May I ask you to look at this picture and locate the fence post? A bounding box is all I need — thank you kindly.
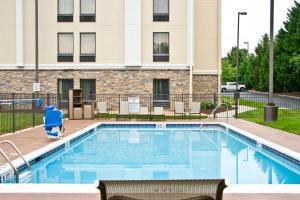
[234,91,240,118]
[12,93,16,133]
[46,93,50,106]
[32,93,35,127]
[149,94,152,114]
[118,94,120,113]
[213,93,217,119]
[58,93,62,110]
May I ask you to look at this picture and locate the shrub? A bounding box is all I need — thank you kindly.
[222,96,234,108]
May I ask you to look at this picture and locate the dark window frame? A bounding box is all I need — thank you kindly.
[153,0,170,22]
[57,79,74,101]
[153,79,170,108]
[80,79,96,100]
[80,0,96,22]
[57,32,74,62]
[80,32,96,62]
[153,32,170,62]
[57,0,74,22]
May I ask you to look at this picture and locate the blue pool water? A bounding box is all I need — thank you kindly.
[9,125,300,184]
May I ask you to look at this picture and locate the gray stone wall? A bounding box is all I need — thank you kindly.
[193,74,218,94]
[0,70,190,94]
[0,70,219,95]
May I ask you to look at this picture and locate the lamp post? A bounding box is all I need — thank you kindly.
[244,42,249,53]
[264,0,278,122]
[234,12,247,118]
[34,0,40,93]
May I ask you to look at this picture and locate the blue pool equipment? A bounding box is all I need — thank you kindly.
[44,105,64,138]
[36,98,43,106]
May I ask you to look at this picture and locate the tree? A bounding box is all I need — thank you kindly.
[221,47,255,88]
[253,34,269,91]
[221,59,236,83]
[274,1,300,92]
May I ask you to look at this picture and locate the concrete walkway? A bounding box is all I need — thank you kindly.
[216,105,256,118]
[0,120,96,165]
[1,119,300,200]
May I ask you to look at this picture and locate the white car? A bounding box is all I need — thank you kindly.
[221,82,246,92]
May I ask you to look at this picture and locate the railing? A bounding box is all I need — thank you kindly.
[1,92,299,134]
[0,93,68,134]
[0,140,31,183]
[199,103,229,130]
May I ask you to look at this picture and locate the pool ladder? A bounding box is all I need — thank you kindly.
[199,103,229,130]
[0,140,31,183]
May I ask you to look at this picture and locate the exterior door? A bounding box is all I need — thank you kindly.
[153,79,170,108]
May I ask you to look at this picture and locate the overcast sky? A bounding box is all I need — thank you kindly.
[222,0,298,57]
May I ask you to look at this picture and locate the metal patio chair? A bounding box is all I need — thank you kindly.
[190,102,201,118]
[152,107,165,121]
[117,101,130,120]
[97,102,109,117]
[175,102,185,118]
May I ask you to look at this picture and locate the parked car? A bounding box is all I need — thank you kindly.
[221,82,246,92]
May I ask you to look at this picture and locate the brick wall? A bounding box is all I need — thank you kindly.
[0,70,190,94]
[192,75,218,94]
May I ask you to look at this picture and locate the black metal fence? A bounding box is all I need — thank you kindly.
[1,92,300,134]
[0,93,68,134]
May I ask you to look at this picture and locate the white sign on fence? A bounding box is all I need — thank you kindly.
[33,82,40,92]
[128,97,140,113]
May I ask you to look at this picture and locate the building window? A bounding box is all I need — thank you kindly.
[153,32,169,62]
[153,0,169,21]
[58,33,74,62]
[80,79,96,100]
[80,0,96,22]
[153,79,170,108]
[80,33,96,62]
[58,79,74,101]
[58,0,74,22]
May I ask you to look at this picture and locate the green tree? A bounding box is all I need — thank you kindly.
[274,1,300,92]
[222,47,255,88]
[253,34,269,91]
[221,59,236,83]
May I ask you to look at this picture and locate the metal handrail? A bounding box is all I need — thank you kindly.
[199,103,229,130]
[0,148,20,183]
[0,140,31,183]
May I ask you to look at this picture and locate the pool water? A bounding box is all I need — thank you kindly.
[12,125,300,184]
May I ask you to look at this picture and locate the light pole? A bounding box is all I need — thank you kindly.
[244,42,249,53]
[34,0,39,93]
[235,12,247,118]
[264,0,278,121]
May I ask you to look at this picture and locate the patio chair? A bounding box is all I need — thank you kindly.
[152,107,165,121]
[117,101,130,120]
[175,102,185,118]
[190,102,201,118]
[137,106,151,120]
[98,179,227,200]
[97,102,109,118]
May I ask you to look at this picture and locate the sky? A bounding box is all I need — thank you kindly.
[222,0,298,57]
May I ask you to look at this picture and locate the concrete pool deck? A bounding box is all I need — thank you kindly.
[1,118,300,199]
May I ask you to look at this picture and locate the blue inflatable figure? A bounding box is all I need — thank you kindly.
[44,105,64,138]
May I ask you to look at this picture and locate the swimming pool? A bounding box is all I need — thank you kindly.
[2,123,300,184]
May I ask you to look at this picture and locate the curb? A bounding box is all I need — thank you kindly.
[248,90,300,100]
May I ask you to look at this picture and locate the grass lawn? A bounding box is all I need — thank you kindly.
[239,99,300,135]
[0,112,43,134]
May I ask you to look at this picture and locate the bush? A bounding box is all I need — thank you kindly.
[201,102,217,109]
[222,96,234,108]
